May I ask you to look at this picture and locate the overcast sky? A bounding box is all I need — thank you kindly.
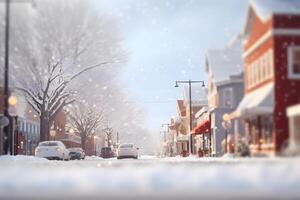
[95,0,248,136]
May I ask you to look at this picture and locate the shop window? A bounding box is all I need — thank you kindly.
[261,116,273,144]
[288,46,300,79]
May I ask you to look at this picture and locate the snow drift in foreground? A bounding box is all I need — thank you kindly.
[0,155,300,200]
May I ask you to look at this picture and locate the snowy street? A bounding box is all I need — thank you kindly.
[0,156,300,200]
[0,1,300,200]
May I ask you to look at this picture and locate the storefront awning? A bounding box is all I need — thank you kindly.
[235,82,274,118]
[192,120,210,135]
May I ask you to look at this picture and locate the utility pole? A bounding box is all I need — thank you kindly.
[3,0,11,155]
[175,80,205,156]
[1,0,36,155]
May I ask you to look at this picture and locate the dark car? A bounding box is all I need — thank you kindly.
[68,148,85,160]
[100,147,114,158]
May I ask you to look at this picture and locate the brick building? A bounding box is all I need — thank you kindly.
[233,0,300,155]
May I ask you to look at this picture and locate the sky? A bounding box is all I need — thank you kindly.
[95,0,248,136]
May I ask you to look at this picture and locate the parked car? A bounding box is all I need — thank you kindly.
[35,141,70,160]
[117,143,139,159]
[100,147,114,158]
[68,148,85,160]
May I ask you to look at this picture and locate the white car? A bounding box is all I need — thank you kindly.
[35,141,70,160]
[117,143,139,159]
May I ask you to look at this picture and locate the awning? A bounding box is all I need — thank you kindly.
[192,120,210,135]
[235,82,274,118]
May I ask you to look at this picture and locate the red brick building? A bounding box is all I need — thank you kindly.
[235,0,300,155]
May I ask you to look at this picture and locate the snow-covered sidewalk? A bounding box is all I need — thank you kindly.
[0,155,300,200]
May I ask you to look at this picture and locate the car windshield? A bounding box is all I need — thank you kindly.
[120,144,133,148]
[39,142,58,147]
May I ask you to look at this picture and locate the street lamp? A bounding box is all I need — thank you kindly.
[174,80,205,156]
[69,128,75,134]
[2,0,36,155]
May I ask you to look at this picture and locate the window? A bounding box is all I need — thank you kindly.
[288,46,300,79]
[39,142,59,146]
[254,61,259,85]
[268,49,274,78]
[223,88,232,108]
[246,48,274,90]
[257,58,262,83]
[261,54,266,81]
[249,63,254,88]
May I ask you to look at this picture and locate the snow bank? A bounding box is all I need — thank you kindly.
[0,155,48,162]
[0,156,300,200]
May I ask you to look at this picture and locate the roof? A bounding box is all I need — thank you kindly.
[183,86,208,106]
[205,41,243,83]
[250,0,300,22]
[243,0,300,36]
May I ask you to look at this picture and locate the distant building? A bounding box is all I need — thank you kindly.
[0,89,40,155]
[233,0,300,156]
[205,37,245,156]
[0,88,73,155]
[170,100,188,156]
[192,106,210,157]
[183,87,207,155]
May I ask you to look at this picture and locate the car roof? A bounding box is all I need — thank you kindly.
[40,141,61,144]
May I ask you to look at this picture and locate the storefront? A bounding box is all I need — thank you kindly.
[233,82,274,155]
[192,120,211,157]
[236,0,300,156]
[175,134,189,157]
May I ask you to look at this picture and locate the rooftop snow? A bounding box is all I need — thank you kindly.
[205,43,243,83]
[250,0,300,21]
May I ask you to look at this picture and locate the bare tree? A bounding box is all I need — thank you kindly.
[67,103,104,151]
[0,0,125,141]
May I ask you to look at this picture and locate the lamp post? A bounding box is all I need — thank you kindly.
[2,0,11,155]
[174,80,205,155]
[2,0,36,155]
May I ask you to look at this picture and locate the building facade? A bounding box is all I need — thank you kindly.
[205,38,245,156]
[234,0,300,156]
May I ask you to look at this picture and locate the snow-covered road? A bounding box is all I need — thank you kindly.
[0,155,300,200]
